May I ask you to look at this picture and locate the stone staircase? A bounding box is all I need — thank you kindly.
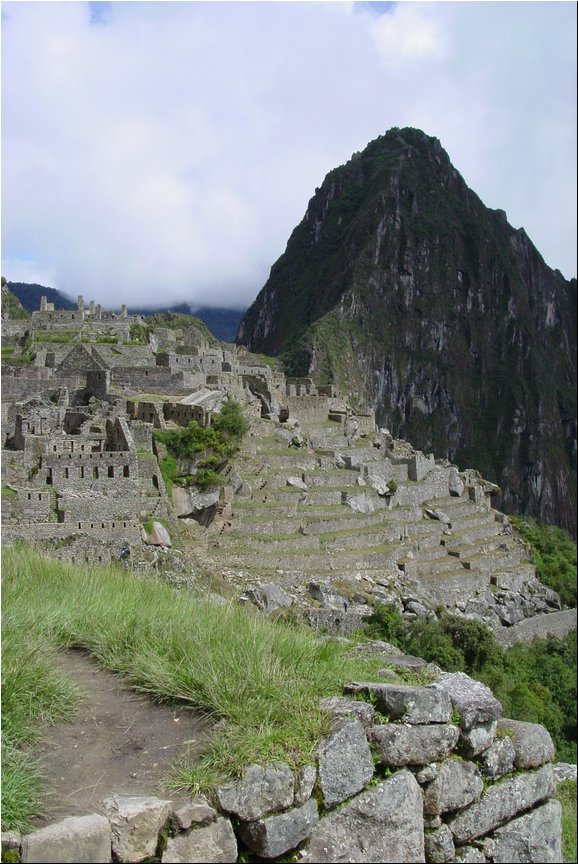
[206,417,551,629]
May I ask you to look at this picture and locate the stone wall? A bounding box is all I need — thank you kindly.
[285,394,330,422]
[4,666,565,863]
[58,493,168,523]
[0,375,83,403]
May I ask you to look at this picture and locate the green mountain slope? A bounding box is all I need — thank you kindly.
[237,127,577,536]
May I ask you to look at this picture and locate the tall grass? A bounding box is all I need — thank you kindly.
[1,612,80,830]
[2,545,393,806]
[556,780,577,863]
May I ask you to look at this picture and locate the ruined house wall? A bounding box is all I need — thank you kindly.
[40,451,139,492]
[1,376,83,403]
[1,488,53,523]
[57,493,166,523]
[285,395,330,422]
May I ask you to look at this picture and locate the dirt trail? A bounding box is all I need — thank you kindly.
[31,650,214,827]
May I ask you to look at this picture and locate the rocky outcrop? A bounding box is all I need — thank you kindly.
[237,127,577,535]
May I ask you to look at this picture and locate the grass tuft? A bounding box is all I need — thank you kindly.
[2,545,388,813]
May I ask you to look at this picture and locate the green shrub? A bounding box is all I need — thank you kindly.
[511,516,577,607]
[191,469,225,491]
[364,605,577,761]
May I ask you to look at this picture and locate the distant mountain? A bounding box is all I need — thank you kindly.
[237,127,577,536]
[7,282,76,313]
[7,282,246,343]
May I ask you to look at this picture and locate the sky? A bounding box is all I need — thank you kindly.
[1,1,576,311]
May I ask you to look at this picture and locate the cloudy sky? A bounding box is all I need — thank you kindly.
[2,1,576,311]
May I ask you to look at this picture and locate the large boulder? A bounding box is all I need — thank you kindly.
[344,682,452,724]
[478,736,516,781]
[20,815,111,864]
[142,520,171,547]
[301,770,424,863]
[422,759,484,816]
[172,486,220,524]
[496,719,555,769]
[319,696,376,731]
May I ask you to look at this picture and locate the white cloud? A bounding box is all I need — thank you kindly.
[1,1,576,312]
[370,3,448,65]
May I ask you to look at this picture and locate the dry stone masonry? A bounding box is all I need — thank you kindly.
[2,294,574,640]
[2,661,564,863]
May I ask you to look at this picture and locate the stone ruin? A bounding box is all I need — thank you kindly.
[1,296,574,863]
[1,294,576,643]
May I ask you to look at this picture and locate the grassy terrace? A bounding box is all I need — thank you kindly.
[2,544,412,830]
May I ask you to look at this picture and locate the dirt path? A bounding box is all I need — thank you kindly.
[31,650,214,827]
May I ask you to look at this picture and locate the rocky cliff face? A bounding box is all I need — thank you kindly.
[237,128,577,536]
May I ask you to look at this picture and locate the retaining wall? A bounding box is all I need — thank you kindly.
[3,666,566,863]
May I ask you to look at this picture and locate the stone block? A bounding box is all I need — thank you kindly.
[454,846,486,862]
[459,720,497,757]
[318,718,374,807]
[172,797,217,830]
[479,736,516,781]
[447,764,555,843]
[372,723,460,766]
[163,816,237,863]
[408,453,435,482]
[319,695,375,731]
[215,763,294,821]
[301,770,424,863]
[102,795,171,862]
[432,672,502,730]
[490,799,562,863]
[448,467,465,497]
[424,824,455,863]
[1,831,21,854]
[497,719,555,769]
[345,682,452,724]
[21,814,111,864]
[294,765,317,805]
[423,759,483,816]
[238,799,318,859]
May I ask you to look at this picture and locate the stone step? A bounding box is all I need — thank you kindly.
[303,469,361,488]
[232,500,300,516]
[409,545,450,562]
[322,530,390,551]
[445,535,506,557]
[445,520,504,545]
[462,550,524,572]
[252,452,320,470]
[214,533,321,552]
[221,546,399,572]
[425,495,482,515]
[414,557,468,576]
[447,512,499,532]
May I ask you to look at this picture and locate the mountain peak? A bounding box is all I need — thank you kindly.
[237,129,577,535]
